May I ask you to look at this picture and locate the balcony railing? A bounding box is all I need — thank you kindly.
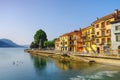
[81,34,87,37]
[100,27,106,30]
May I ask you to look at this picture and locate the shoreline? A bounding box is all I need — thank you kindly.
[25,49,120,67]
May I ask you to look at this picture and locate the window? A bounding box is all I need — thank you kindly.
[96,39,99,43]
[96,24,99,28]
[107,38,111,43]
[106,21,110,25]
[101,22,105,28]
[102,38,105,43]
[102,31,105,36]
[115,25,120,30]
[106,29,111,33]
[116,34,120,42]
[65,42,67,44]
[97,32,99,35]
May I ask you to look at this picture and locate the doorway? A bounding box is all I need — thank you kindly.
[118,46,120,54]
[97,47,100,53]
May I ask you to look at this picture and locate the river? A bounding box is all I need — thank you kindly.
[0,48,120,80]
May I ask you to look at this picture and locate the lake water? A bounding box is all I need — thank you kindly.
[0,48,120,80]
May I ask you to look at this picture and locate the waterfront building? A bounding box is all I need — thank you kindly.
[75,29,83,52]
[69,30,83,52]
[82,26,96,53]
[55,38,60,51]
[59,33,70,51]
[57,30,83,53]
[93,9,120,54]
[111,19,120,54]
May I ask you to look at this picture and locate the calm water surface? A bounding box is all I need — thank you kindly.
[0,48,120,80]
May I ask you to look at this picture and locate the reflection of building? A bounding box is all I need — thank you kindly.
[93,9,120,54]
[82,26,96,53]
[111,19,120,54]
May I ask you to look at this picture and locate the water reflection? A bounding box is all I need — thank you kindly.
[30,54,46,70]
[54,59,95,71]
[29,54,120,80]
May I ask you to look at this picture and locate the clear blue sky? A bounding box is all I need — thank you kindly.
[0,0,120,45]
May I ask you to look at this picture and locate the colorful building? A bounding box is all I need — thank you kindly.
[93,9,120,54]
[54,9,120,54]
[111,19,120,54]
[55,38,60,50]
[82,26,96,53]
[56,30,83,53]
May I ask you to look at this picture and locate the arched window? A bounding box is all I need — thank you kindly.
[101,22,105,28]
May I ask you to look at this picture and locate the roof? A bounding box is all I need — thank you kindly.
[93,10,120,24]
[55,38,60,42]
[59,30,81,37]
[111,19,120,24]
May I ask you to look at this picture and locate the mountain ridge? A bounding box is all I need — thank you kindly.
[0,38,23,47]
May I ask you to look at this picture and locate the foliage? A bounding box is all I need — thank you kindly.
[32,29,47,48]
[30,42,38,48]
[44,39,55,48]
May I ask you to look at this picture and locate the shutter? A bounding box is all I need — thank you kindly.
[115,26,118,30]
[116,36,118,41]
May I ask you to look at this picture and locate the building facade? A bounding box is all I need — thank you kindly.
[111,19,120,54]
[54,9,120,54]
[93,9,120,54]
[82,26,96,53]
[55,38,60,50]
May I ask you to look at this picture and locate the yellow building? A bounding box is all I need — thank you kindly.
[59,33,71,51]
[55,38,60,51]
[82,26,96,53]
[59,31,77,52]
[93,9,120,54]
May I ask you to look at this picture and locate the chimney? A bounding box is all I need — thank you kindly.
[114,9,119,14]
[96,17,99,20]
[114,9,119,20]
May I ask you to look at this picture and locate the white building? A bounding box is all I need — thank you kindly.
[111,20,120,54]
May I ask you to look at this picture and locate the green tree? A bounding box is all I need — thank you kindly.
[34,29,47,48]
[44,39,55,48]
[30,42,38,48]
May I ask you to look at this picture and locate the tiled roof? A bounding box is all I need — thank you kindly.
[93,10,120,24]
[111,19,120,24]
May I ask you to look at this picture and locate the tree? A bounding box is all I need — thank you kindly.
[44,39,55,49]
[30,42,38,49]
[30,29,48,49]
[34,29,47,48]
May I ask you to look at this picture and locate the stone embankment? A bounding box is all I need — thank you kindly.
[25,49,120,66]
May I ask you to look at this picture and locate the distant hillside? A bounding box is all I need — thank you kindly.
[0,39,22,47]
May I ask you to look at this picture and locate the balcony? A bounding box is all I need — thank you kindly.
[101,34,105,37]
[77,45,83,47]
[81,34,87,37]
[91,31,95,34]
[100,27,106,30]
[87,32,90,35]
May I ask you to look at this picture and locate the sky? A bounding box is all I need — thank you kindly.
[0,0,120,45]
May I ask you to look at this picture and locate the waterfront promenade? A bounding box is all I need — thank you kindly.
[25,49,120,67]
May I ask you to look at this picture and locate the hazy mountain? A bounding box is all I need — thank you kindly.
[0,39,23,47]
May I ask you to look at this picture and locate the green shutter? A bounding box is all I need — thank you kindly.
[116,36,118,41]
[115,26,118,30]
